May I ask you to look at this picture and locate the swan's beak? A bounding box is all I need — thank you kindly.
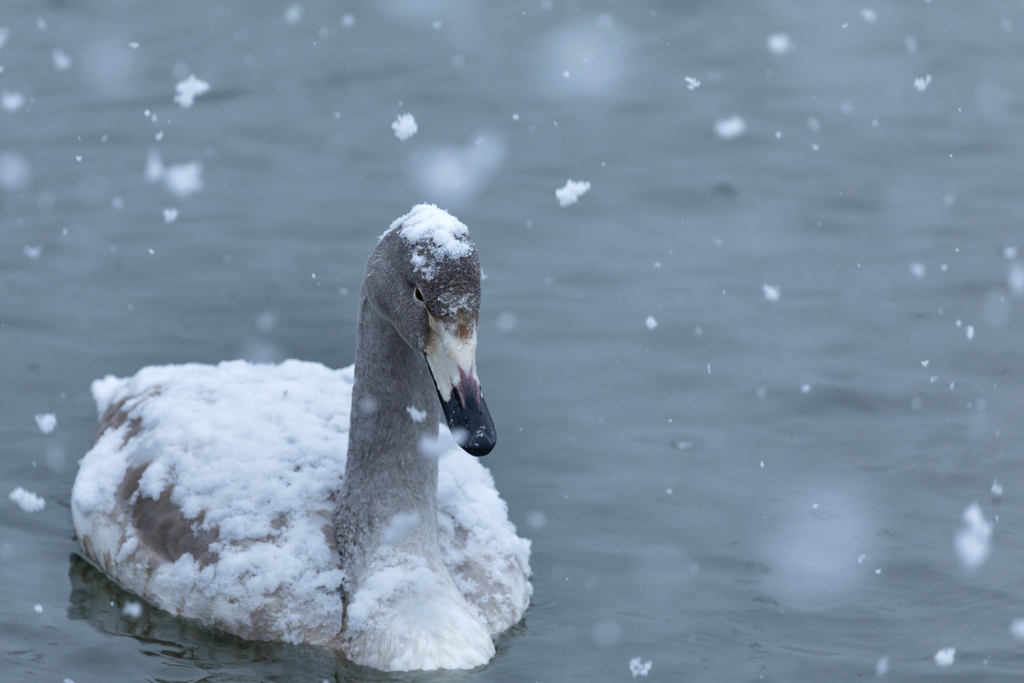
[424,321,496,457]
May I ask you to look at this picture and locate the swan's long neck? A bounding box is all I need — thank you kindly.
[336,293,445,590]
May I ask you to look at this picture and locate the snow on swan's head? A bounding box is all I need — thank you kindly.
[381,204,474,283]
[370,204,495,457]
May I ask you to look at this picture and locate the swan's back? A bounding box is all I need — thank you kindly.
[71,360,531,650]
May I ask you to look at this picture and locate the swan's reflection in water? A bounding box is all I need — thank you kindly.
[67,553,345,681]
[66,553,526,682]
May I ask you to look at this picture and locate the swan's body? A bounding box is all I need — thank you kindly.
[70,205,531,671]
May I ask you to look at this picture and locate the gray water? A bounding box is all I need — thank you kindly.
[3,1,1024,680]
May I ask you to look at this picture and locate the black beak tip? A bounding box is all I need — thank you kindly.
[461,428,496,457]
[439,387,497,458]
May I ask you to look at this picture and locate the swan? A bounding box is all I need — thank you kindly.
[70,204,532,671]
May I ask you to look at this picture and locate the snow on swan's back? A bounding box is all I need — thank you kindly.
[70,205,531,672]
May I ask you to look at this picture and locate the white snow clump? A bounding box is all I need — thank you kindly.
[2,91,26,112]
[629,657,652,677]
[9,487,46,513]
[0,152,32,191]
[35,413,57,434]
[146,149,203,198]
[174,74,210,108]
[714,116,746,140]
[555,179,590,207]
[392,113,418,140]
[1010,619,1024,641]
[766,33,792,55]
[380,510,421,546]
[284,4,303,25]
[955,502,992,571]
[52,48,73,71]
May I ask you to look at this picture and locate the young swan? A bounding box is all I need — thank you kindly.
[70,205,532,671]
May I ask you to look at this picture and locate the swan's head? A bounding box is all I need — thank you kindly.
[367,204,496,457]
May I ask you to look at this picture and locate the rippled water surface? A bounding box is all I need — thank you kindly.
[3,1,1024,681]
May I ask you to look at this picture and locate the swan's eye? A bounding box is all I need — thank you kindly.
[414,287,425,303]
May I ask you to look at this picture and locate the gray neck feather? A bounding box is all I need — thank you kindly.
[335,290,445,592]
